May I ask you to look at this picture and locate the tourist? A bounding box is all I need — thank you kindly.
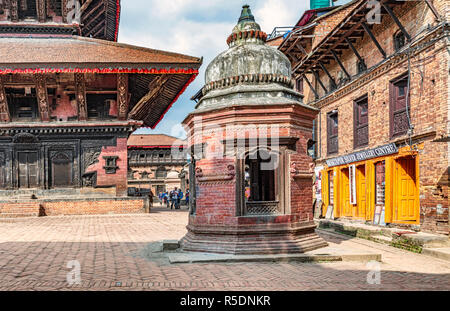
[170,188,178,210]
[163,191,169,208]
[176,189,183,209]
[185,190,190,207]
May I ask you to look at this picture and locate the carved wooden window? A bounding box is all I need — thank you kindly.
[390,74,409,138]
[245,150,276,202]
[327,111,338,155]
[7,88,39,121]
[51,152,73,188]
[354,95,369,148]
[87,94,117,120]
[19,0,38,20]
[155,167,167,179]
[103,156,119,174]
[394,31,406,52]
[243,149,280,216]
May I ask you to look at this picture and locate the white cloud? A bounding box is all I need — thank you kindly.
[118,0,349,136]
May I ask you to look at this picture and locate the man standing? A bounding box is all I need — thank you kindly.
[170,188,177,210]
[176,189,183,209]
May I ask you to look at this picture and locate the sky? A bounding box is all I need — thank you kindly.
[118,0,349,138]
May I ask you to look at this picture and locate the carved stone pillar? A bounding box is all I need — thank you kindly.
[75,73,87,121]
[35,74,50,122]
[36,0,46,22]
[10,0,19,22]
[117,74,129,120]
[0,77,11,122]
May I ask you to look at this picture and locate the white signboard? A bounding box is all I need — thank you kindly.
[349,165,357,205]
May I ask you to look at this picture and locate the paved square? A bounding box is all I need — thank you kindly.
[0,208,449,291]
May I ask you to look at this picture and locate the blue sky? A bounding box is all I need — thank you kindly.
[118,0,349,138]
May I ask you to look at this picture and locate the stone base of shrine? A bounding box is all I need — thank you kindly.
[180,221,328,255]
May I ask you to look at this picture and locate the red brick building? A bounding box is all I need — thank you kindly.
[127,134,188,198]
[0,0,200,216]
[280,0,449,234]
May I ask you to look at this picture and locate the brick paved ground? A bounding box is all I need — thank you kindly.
[0,207,449,291]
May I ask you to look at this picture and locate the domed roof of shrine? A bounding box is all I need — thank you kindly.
[196,5,303,112]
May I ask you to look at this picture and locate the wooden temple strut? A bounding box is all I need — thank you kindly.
[381,3,411,42]
[318,61,337,89]
[331,50,351,79]
[302,74,319,100]
[313,70,328,94]
[345,37,366,69]
[361,22,387,59]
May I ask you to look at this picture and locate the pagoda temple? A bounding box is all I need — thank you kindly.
[0,0,201,216]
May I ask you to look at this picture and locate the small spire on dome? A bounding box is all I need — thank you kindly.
[238,4,255,24]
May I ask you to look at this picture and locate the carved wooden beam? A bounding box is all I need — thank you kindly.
[10,0,19,22]
[331,50,351,80]
[36,0,47,23]
[313,70,328,94]
[0,77,11,122]
[302,74,319,100]
[318,61,337,89]
[62,0,69,23]
[117,74,129,121]
[345,37,366,69]
[20,0,27,11]
[74,73,87,121]
[80,0,94,12]
[382,3,411,42]
[129,75,170,119]
[361,22,387,59]
[35,74,50,122]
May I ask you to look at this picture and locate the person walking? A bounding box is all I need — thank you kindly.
[169,188,177,210]
[163,191,169,208]
[176,189,183,209]
[185,189,190,207]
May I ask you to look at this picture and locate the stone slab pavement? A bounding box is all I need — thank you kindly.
[0,207,449,291]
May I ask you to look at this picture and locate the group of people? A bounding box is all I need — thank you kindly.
[158,188,190,210]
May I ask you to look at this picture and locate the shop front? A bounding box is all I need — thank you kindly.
[321,143,420,226]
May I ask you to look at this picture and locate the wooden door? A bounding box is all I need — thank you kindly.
[396,157,418,222]
[341,168,352,217]
[356,165,367,218]
[18,152,39,188]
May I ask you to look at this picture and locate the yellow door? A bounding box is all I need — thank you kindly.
[341,168,352,217]
[356,165,366,219]
[396,157,418,222]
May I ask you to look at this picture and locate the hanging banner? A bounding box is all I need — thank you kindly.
[349,165,357,205]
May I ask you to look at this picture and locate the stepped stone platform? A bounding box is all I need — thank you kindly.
[136,240,382,264]
[317,218,450,261]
